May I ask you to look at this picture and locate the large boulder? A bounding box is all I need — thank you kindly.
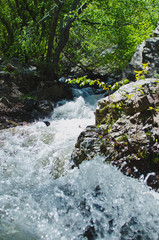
[35,81,73,102]
[123,37,159,81]
[36,100,54,117]
[0,60,74,129]
[72,78,159,190]
[152,21,159,37]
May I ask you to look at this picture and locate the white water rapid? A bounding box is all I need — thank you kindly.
[0,91,159,240]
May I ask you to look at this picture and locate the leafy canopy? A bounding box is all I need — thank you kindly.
[0,0,159,76]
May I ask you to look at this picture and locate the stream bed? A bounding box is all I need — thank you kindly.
[0,92,159,240]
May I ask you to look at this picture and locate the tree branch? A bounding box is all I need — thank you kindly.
[52,0,93,67]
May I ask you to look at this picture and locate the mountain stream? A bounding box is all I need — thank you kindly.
[0,90,159,240]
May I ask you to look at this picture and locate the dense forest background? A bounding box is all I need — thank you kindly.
[0,0,159,79]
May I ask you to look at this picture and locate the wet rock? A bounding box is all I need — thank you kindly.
[36,100,54,116]
[43,121,50,127]
[72,126,101,166]
[23,99,54,119]
[146,173,159,189]
[0,65,72,130]
[36,82,73,102]
[83,225,97,240]
[120,217,150,240]
[23,98,37,111]
[72,78,159,190]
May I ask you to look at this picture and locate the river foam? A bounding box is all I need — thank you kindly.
[0,94,159,240]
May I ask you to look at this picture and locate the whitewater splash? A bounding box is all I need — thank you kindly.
[0,94,159,240]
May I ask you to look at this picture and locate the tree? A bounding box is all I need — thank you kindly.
[64,0,159,74]
[0,0,94,77]
[0,0,46,58]
[0,0,159,79]
[45,0,93,77]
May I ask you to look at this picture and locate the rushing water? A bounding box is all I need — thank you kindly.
[0,91,159,240]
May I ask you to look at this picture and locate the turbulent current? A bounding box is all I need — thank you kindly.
[0,91,159,240]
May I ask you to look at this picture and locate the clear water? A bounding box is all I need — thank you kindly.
[0,94,159,240]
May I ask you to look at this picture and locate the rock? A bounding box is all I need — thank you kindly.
[71,126,101,166]
[43,121,50,126]
[23,98,37,111]
[36,100,54,116]
[82,225,97,240]
[123,37,159,81]
[152,21,159,37]
[96,78,158,124]
[6,63,17,72]
[0,96,12,108]
[19,72,42,93]
[36,82,73,101]
[72,78,159,190]
[59,76,66,83]
[0,64,74,130]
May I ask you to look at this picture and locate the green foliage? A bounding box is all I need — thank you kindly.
[0,0,159,74]
[154,71,159,78]
[21,94,37,101]
[69,63,159,166]
[67,76,130,94]
[116,134,129,142]
[66,0,159,73]
[0,0,49,61]
[148,106,159,112]
[101,102,124,130]
[153,156,159,163]
[134,63,149,81]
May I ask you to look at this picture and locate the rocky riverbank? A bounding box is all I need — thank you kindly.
[71,34,159,191]
[1,34,159,190]
[0,63,72,130]
[72,78,159,190]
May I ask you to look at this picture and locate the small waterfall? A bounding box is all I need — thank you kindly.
[0,91,159,240]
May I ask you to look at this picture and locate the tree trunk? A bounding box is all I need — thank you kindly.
[46,3,63,62]
[52,0,93,69]
[45,0,93,79]
[0,16,14,45]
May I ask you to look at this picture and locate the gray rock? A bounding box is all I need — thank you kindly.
[24,98,37,111]
[0,96,12,107]
[6,63,17,72]
[71,78,159,189]
[123,37,159,80]
[36,100,54,116]
[151,21,159,37]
